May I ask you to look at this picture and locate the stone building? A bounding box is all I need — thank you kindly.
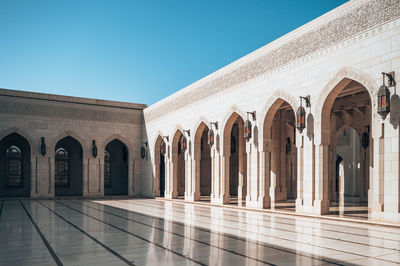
[0,89,146,198]
[144,0,400,223]
[1,0,400,223]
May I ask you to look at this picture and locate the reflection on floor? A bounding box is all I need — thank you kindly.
[0,199,399,265]
[168,198,371,222]
[274,200,369,220]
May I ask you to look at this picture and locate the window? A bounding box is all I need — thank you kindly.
[104,150,111,187]
[6,146,22,187]
[55,148,69,186]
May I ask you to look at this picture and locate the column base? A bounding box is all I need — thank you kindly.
[295,198,303,212]
[211,193,229,205]
[313,199,330,215]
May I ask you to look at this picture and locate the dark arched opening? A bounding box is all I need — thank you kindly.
[160,146,165,197]
[104,139,129,196]
[200,127,211,197]
[0,133,31,197]
[55,136,83,196]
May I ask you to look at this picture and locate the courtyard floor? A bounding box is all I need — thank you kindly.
[0,199,399,265]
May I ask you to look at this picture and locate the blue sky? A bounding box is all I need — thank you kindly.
[0,0,347,106]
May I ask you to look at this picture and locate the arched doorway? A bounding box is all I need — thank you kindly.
[154,136,166,197]
[194,122,212,201]
[0,133,31,197]
[200,127,211,197]
[172,130,186,199]
[223,113,246,205]
[55,136,83,196]
[322,79,371,215]
[104,139,129,196]
[263,100,297,208]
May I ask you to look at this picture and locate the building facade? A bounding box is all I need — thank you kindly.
[144,0,400,223]
[1,0,400,224]
[0,89,146,198]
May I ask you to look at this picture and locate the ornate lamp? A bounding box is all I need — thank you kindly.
[208,121,218,146]
[40,137,46,156]
[296,96,310,133]
[180,136,187,152]
[141,142,147,159]
[160,141,166,155]
[244,111,256,142]
[244,119,252,141]
[92,140,97,158]
[208,128,215,146]
[377,72,394,120]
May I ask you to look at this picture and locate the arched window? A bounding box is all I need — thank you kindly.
[6,146,22,187]
[55,148,69,186]
[104,150,111,187]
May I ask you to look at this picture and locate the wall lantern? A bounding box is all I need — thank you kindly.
[244,111,256,142]
[160,141,166,155]
[180,135,187,152]
[161,136,169,155]
[296,95,310,133]
[141,141,148,159]
[362,125,369,150]
[208,121,218,146]
[377,72,395,120]
[183,129,190,137]
[92,140,98,158]
[40,137,46,156]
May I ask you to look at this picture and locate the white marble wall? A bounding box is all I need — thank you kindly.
[144,0,400,222]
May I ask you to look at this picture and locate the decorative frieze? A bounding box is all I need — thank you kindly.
[146,0,400,121]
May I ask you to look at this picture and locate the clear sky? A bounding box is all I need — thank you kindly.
[0,0,347,106]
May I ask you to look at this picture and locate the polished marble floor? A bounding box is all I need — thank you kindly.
[0,199,399,265]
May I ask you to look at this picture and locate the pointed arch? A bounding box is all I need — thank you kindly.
[0,132,32,197]
[262,97,296,143]
[315,68,374,214]
[51,131,87,159]
[171,128,184,158]
[262,96,297,203]
[101,134,132,159]
[54,135,83,196]
[153,135,165,197]
[259,90,298,129]
[316,67,376,145]
[171,128,185,198]
[104,138,129,196]
[193,121,209,154]
[222,110,246,156]
[193,120,212,199]
[0,127,35,152]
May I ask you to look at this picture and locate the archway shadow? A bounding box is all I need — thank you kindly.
[390,94,400,129]
[307,113,314,141]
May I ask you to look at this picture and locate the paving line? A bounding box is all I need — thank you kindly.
[128,199,400,250]
[20,200,63,266]
[64,200,279,266]
[77,199,350,266]
[36,200,135,266]
[49,200,207,266]
[112,199,400,264]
